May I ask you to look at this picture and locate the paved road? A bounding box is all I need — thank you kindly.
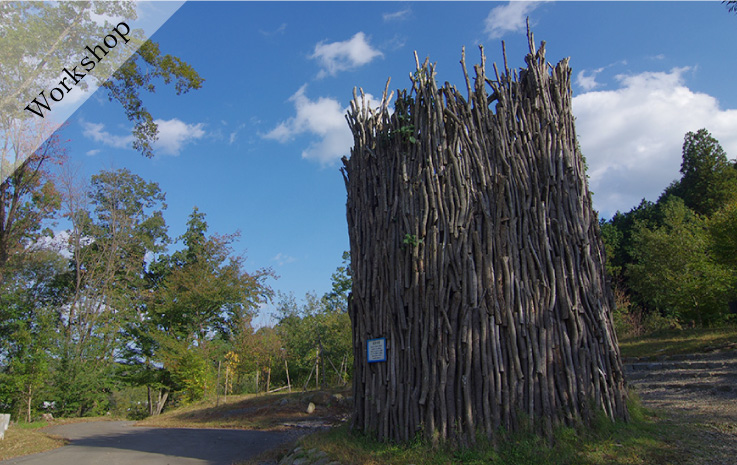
[1,421,298,465]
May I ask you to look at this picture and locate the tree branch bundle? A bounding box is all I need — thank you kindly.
[341,32,628,445]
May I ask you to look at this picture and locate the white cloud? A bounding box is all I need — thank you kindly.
[82,118,205,156]
[154,118,205,155]
[484,1,545,39]
[310,32,383,78]
[383,8,411,22]
[34,230,70,258]
[272,252,297,266]
[260,23,287,36]
[576,68,603,91]
[575,61,627,92]
[264,85,384,165]
[86,149,100,156]
[573,67,737,218]
[82,121,135,148]
[228,122,247,145]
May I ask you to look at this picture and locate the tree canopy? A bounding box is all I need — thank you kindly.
[602,129,737,331]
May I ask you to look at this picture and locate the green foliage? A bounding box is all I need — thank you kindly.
[663,129,737,216]
[389,93,417,145]
[0,123,64,282]
[161,338,213,404]
[323,251,351,313]
[0,249,65,421]
[627,197,734,325]
[403,233,423,248]
[708,200,737,270]
[103,40,205,157]
[49,352,119,417]
[120,207,272,411]
[273,253,353,388]
[602,129,737,329]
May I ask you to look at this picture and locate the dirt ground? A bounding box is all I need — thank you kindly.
[625,350,737,465]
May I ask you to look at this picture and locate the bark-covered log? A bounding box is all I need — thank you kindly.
[341,29,628,445]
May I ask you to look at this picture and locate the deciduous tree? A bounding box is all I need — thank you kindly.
[0,119,64,282]
[122,207,273,413]
[628,197,734,325]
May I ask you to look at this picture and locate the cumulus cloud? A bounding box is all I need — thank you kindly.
[82,118,205,156]
[264,85,384,165]
[576,68,604,91]
[154,118,205,155]
[310,32,383,78]
[484,1,545,39]
[572,67,737,218]
[82,121,135,148]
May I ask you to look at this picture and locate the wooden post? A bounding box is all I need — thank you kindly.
[284,357,292,392]
[224,365,229,404]
[216,360,221,407]
[315,348,320,390]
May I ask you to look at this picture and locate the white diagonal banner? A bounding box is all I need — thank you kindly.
[0,0,184,184]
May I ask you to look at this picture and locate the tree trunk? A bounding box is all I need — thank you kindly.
[26,385,32,423]
[151,389,168,416]
[342,29,628,445]
[266,359,271,393]
[148,385,153,416]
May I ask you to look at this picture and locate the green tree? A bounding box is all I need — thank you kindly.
[121,207,273,413]
[0,249,65,421]
[275,254,353,388]
[709,201,737,308]
[709,201,737,270]
[0,120,63,283]
[50,168,168,416]
[628,197,734,325]
[599,200,659,281]
[323,251,351,313]
[664,129,737,217]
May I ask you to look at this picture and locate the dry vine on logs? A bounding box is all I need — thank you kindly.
[341,29,628,446]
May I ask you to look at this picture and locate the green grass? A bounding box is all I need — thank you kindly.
[619,325,737,359]
[287,394,685,465]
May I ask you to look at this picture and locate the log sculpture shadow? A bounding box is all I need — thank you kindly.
[341,27,628,446]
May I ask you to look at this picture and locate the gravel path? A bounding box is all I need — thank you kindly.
[625,350,737,465]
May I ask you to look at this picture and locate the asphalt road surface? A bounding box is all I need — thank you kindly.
[1,421,298,465]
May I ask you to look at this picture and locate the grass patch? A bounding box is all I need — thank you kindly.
[285,395,687,465]
[0,420,67,461]
[619,325,737,359]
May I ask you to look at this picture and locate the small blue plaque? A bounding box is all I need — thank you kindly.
[367,338,386,363]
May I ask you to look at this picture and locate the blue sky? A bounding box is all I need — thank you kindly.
[56,1,737,325]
